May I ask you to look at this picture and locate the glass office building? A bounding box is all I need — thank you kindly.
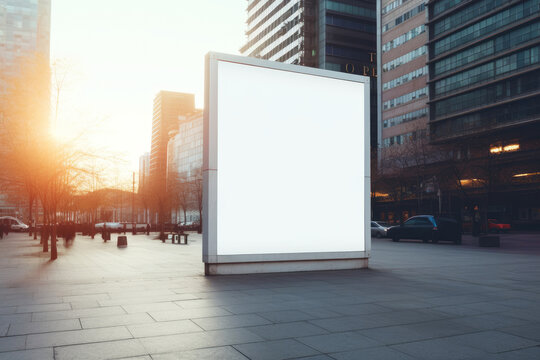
[428,0,540,142]
[0,0,51,94]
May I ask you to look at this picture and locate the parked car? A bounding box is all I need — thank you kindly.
[94,222,122,231]
[488,219,511,233]
[0,216,29,232]
[371,221,389,238]
[387,215,461,244]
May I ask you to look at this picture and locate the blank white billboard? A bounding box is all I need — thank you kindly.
[204,53,370,269]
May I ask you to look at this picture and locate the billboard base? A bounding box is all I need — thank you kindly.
[205,258,368,275]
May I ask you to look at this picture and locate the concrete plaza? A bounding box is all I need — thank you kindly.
[0,231,539,360]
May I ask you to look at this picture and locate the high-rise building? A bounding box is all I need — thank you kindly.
[375,0,540,228]
[150,91,195,183]
[138,152,150,193]
[426,0,540,227]
[0,0,51,94]
[0,0,51,217]
[167,110,203,224]
[377,0,428,155]
[241,0,377,145]
[149,91,194,223]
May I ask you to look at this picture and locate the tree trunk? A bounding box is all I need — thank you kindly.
[51,210,57,260]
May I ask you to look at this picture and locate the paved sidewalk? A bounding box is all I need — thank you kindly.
[0,231,539,359]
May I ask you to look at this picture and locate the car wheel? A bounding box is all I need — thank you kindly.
[422,235,429,243]
[432,233,438,244]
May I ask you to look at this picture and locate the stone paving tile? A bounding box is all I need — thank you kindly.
[100,294,198,307]
[297,331,381,353]
[330,346,417,360]
[69,300,100,310]
[0,306,16,315]
[139,328,263,354]
[390,337,490,360]
[31,306,126,322]
[451,313,531,331]
[492,346,540,359]
[192,314,271,331]
[151,346,248,360]
[54,339,147,360]
[500,323,540,341]
[246,321,329,340]
[446,330,539,354]
[309,315,380,332]
[62,293,109,303]
[331,303,390,315]
[16,303,71,314]
[0,313,31,325]
[357,319,478,345]
[127,319,202,338]
[81,313,155,329]
[257,310,314,323]
[122,301,181,314]
[0,323,8,336]
[0,335,26,352]
[8,318,81,336]
[26,325,133,349]
[148,307,232,322]
[233,339,321,360]
[0,348,54,360]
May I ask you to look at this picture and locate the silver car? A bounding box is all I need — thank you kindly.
[371,221,388,238]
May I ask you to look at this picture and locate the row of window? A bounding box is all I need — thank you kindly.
[382,45,426,72]
[434,45,540,97]
[383,86,428,110]
[434,0,540,56]
[326,1,376,19]
[433,20,540,77]
[383,25,425,53]
[383,3,425,33]
[248,16,301,58]
[383,107,428,128]
[242,2,300,53]
[433,68,540,118]
[382,129,426,147]
[433,0,506,37]
[262,30,300,60]
[432,96,540,140]
[433,0,465,17]
[326,14,376,34]
[383,66,428,90]
[326,44,369,61]
[382,0,410,15]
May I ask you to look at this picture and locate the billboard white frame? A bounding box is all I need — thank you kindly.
[203,52,371,275]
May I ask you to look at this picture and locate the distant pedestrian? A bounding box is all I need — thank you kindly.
[0,223,4,239]
[3,220,9,237]
[146,223,150,235]
[472,205,481,236]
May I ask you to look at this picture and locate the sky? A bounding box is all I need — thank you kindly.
[50,0,246,185]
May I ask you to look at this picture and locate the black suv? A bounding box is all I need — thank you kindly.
[387,215,461,244]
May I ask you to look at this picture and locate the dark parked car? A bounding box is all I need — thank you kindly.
[387,215,461,244]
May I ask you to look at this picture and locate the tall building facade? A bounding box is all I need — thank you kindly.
[426,0,540,228]
[375,0,540,228]
[149,91,195,184]
[167,110,203,224]
[377,0,428,155]
[241,0,377,144]
[148,91,194,223]
[0,0,51,217]
[0,0,51,94]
